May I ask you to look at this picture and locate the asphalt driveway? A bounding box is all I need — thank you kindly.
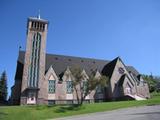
[53,105,160,120]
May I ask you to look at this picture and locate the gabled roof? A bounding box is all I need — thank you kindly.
[45,52,109,76]
[15,51,139,80]
[101,57,119,78]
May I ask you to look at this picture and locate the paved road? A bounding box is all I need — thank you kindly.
[53,105,160,120]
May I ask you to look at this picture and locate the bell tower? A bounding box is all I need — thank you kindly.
[21,15,48,105]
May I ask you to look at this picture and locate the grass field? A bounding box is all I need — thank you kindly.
[0,93,160,120]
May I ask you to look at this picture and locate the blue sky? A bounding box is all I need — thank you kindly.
[0,0,160,96]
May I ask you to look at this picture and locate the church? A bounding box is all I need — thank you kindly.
[11,15,150,105]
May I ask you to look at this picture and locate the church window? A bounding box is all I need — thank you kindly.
[83,81,88,94]
[66,81,73,94]
[48,80,56,93]
[37,22,39,29]
[40,23,42,30]
[118,67,125,74]
[96,85,103,93]
[35,22,37,29]
[34,22,36,28]
[31,22,34,28]
[42,24,45,30]
[28,32,41,87]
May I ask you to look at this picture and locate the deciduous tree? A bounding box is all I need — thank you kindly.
[69,68,109,105]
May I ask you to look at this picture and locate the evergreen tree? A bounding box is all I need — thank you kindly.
[0,71,8,102]
[0,76,2,101]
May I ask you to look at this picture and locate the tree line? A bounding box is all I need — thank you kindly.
[142,74,160,93]
[0,71,8,104]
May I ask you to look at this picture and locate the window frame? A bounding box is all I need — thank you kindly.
[66,81,73,94]
[48,80,56,94]
[83,81,88,94]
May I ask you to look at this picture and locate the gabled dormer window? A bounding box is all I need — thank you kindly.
[48,80,56,94]
[66,81,73,94]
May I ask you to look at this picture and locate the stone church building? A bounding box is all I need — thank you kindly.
[11,16,150,105]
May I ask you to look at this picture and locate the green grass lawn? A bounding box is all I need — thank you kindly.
[0,93,160,120]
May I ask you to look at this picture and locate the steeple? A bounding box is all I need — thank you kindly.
[20,15,49,105]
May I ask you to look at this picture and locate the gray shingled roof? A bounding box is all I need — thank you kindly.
[15,51,139,79]
[126,66,139,76]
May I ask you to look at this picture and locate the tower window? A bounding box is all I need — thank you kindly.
[40,23,42,30]
[34,22,36,28]
[30,21,45,31]
[28,32,41,87]
[31,22,34,28]
[36,22,38,29]
[37,22,39,29]
[42,24,45,30]
[31,22,36,29]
